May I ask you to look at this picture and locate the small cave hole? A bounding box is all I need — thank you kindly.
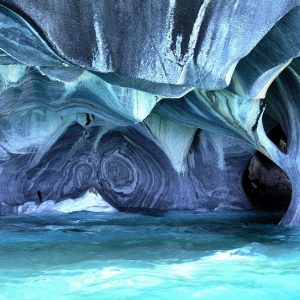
[267,123,288,154]
[37,190,43,204]
[243,124,291,214]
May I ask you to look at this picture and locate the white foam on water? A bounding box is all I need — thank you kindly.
[17,188,117,215]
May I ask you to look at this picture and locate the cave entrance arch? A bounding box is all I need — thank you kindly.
[243,124,291,217]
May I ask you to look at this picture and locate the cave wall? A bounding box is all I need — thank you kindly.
[0,2,299,224]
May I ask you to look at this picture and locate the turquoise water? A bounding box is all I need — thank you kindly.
[0,211,300,300]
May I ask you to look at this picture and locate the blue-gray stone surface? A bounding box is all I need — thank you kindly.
[0,1,299,225]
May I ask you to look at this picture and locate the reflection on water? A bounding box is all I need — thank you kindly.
[0,211,299,300]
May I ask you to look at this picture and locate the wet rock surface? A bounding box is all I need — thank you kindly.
[0,2,299,225]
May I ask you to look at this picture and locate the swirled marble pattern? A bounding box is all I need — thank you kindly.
[0,120,254,213]
[97,125,179,210]
[0,1,300,225]
[0,1,300,96]
[230,6,300,99]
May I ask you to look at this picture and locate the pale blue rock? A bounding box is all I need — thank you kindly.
[0,1,299,226]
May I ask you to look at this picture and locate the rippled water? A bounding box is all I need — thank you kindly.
[0,211,300,300]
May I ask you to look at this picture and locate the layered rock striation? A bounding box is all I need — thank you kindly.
[0,1,299,224]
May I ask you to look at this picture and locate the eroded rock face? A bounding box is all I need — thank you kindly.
[1,1,300,96]
[245,152,291,211]
[0,2,299,224]
[0,121,253,213]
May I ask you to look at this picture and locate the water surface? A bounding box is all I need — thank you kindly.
[0,211,299,299]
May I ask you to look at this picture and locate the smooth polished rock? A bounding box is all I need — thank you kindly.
[230,6,300,99]
[0,1,299,226]
[0,1,299,96]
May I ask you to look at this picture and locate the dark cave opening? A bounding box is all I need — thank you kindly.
[243,124,291,213]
